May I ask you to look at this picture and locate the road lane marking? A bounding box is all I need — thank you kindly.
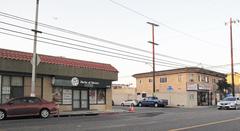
[169,117,240,131]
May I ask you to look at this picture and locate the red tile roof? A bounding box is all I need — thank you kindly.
[0,48,118,73]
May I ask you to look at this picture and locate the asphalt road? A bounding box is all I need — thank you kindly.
[1,106,240,131]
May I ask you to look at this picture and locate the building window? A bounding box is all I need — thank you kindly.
[97,89,106,104]
[2,76,10,103]
[0,75,1,104]
[205,76,209,83]
[201,75,205,82]
[90,89,106,105]
[212,78,216,83]
[160,77,167,83]
[178,75,182,82]
[62,89,72,104]
[89,90,97,104]
[149,79,152,83]
[198,75,201,82]
[52,87,63,104]
[189,74,194,82]
[139,80,142,84]
[11,77,23,86]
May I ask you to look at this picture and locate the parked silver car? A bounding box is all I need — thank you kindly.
[217,96,240,110]
[121,99,138,106]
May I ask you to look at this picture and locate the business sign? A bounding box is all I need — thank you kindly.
[52,77,111,88]
[71,77,79,86]
[2,86,10,94]
[198,84,210,90]
[167,86,173,92]
[186,83,198,91]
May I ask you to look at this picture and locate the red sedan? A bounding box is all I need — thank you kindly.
[0,97,58,120]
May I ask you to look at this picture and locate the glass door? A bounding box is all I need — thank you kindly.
[73,90,80,110]
[81,90,89,109]
[72,89,89,110]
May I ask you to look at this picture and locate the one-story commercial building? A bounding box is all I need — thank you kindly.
[0,48,118,111]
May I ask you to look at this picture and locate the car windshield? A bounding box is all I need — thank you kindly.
[222,97,236,101]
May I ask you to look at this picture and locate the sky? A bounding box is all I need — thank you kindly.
[0,0,240,86]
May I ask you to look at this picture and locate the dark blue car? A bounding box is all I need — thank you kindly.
[138,97,168,107]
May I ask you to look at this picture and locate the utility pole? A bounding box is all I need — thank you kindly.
[225,18,240,97]
[31,0,41,97]
[147,22,159,96]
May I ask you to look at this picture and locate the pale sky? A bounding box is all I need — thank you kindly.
[0,0,240,86]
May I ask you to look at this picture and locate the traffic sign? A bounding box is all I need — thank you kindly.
[167,86,173,91]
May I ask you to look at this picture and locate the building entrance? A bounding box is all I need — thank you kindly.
[72,89,89,110]
[197,92,209,106]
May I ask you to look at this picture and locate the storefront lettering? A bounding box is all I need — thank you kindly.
[53,77,111,88]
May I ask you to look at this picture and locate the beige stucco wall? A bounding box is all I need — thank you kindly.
[105,88,112,111]
[112,88,136,105]
[59,105,72,112]
[90,105,106,111]
[136,73,188,96]
[42,77,53,101]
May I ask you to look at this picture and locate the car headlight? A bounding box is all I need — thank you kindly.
[230,102,236,106]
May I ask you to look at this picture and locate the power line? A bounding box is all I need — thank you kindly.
[0,11,208,66]
[0,28,184,68]
[0,22,191,67]
[108,0,226,48]
[0,20,193,67]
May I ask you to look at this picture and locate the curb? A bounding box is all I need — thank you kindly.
[55,113,99,117]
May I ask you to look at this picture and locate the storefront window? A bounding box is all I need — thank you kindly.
[97,89,106,104]
[89,90,97,104]
[52,87,62,104]
[0,75,1,104]
[11,77,23,86]
[62,89,72,104]
[2,76,10,103]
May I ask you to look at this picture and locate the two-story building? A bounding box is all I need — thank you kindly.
[226,73,240,96]
[133,67,226,107]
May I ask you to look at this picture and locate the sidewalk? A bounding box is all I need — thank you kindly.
[55,109,127,117]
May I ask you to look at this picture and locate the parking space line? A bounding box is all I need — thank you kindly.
[168,117,240,131]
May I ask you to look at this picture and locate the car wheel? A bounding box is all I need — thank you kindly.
[154,103,158,107]
[121,103,124,106]
[40,109,50,118]
[138,103,142,107]
[0,110,6,120]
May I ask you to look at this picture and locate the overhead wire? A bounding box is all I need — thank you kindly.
[0,27,185,68]
[0,11,208,66]
[109,0,226,48]
[0,21,191,67]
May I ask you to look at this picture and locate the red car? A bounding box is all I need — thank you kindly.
[0,97,58,120]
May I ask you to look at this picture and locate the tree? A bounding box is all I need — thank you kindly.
[216,79,231,99]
